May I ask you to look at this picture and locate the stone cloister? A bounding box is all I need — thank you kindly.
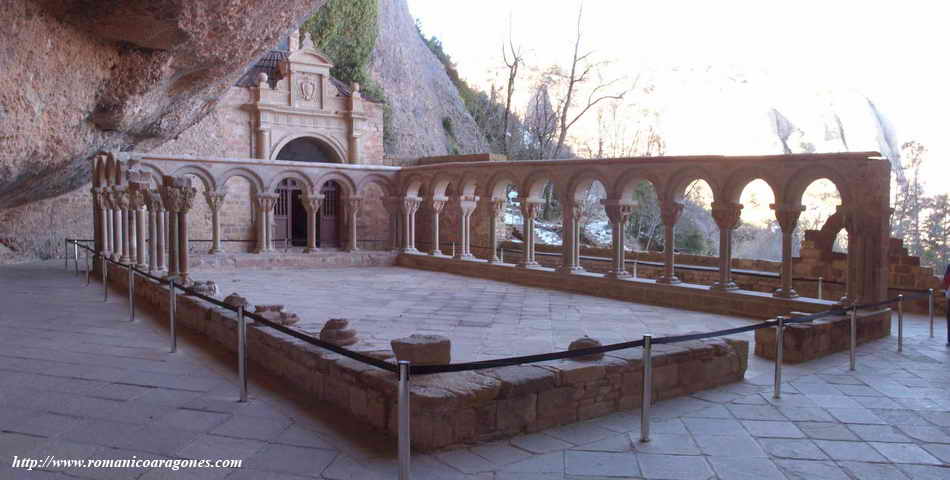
[89,150,892,312]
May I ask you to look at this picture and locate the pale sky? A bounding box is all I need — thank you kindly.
[408,0,950,199]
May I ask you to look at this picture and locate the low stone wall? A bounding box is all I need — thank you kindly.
[188,250,397,271]
[754,309,892,363]
[398,254,835,320]
[103,260,749,451]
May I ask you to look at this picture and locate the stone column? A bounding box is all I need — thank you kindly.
[157,210,167,271]
[603,200,636,279]
[485,199,506,263]
[656,201,684,284]
[161,177,197,282]
[90,188,103,257]
[517,200,542,268]
[344,196,362,252]
[559,200,584,274]
[840,208,861,305]
[111,189,122,261]
[772,203,804,298]
[204,191,227,254]
[133,199,147,270]
[456,195,478,260]
[253,193,278,253]
[301,192,323,253]
[430,198,447,255]
[113,187,132,264]
[710,202,743,291]
[98,188,114,258]
[145,190,163,272]
[401,197,421,253]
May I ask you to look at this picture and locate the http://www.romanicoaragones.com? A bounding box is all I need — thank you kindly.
[11,455,243,473]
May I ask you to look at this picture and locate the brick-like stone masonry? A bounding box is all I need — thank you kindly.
[754,309,892,363]
[104,261,749,451]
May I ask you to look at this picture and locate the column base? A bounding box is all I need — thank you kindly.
[606,270,631,279]
[517,261,542,269]
[656,275,681,285]
[401,248,421,254]
[303,247,319,253]
[773,288,799,299]
[120,255,132,264]
[208,248,223,255]
[454,254,475,261]
[345,247,360,253]
[431,250,444,256]
[135,263,148,270]
[710,281,739,291]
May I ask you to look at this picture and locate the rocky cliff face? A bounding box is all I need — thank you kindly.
[0,0,323,210]
[370,0,488,158]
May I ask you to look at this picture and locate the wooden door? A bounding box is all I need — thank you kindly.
[319,181,339,247]
[274,179,296,247]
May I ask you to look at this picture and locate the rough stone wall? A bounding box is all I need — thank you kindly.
[152,88,255,158]
[356,182,391,249]
[369,0,489,157]
[219,177,256,252]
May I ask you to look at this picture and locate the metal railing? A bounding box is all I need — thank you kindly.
[65,238,942,480]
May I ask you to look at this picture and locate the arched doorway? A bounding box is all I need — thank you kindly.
[273,179,342,248]
[275,137,341,163]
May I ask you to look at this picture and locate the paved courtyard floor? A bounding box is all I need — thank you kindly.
[1,261,949,479]
[197,267,760,365]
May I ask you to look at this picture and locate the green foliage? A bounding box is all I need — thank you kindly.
[303,0,393,149]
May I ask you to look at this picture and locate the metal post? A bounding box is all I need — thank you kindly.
[128,263,135,322]
[818,277,823,300]
[86,250,91,286]
[238,305,247,402]
[640,334,653,443]
[64,239,69,270]
[398,360,411,480]
[849,307,858,372]
[897,294,904,353]
[451,242,455,258]
[74,242,80,275]
[500,248,504,263]
[632,254,638,278]
[929,289,935,338]
[102,258,108,301]
[773,316,784,399]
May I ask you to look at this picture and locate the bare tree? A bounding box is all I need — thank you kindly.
[550,2,629,160]
[501,14,523,156]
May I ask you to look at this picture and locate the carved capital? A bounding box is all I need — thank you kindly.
[301,192,324,214]
[99,189,116,210]
[144,189,164,212]
[402,197,422,216]
[660,201,685,226]
[770,203,805,233]
[521,200,542,220]
[204,191,227,212]
[160,176,197,213]
[430,198,447,214]
[602,200,636,225]
[711,201,744,230]
[254,192,279,211]
[458,195,479,215]
[112,186,131,210]
[345,196,363,215]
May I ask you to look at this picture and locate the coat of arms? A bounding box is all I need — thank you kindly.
[300,79,317,101]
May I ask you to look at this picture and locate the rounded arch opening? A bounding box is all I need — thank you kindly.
[275,136,342,163]
[673,179,716,256]
[734,178,779,260]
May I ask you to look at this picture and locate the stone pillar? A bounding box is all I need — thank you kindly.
[157,210,167,271]
[111,189,123,261]
[517,200,542,268]
[90,188,103,257]
[710,202,743,291]
[559,200,584,273]
[656,201,684,284]
[456,195,478,260]
[603,200,636,279]
[302,192,323,253]
[98,188,114,258]
[485,199,506,263]
[133,203,147,270]
[430,198,447,255]
[145,191,162,272]
[253,193,278,253]
[113,187,132,264]
[401,197,421,253]
[344,196,362,252]
[840,208,861,305]
[161,177,197,282]
[204,191,227,254]
[772,203,804,298]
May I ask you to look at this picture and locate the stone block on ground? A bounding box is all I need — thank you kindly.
[391,334,451,365]
[568,336,604,361]
[319,318,358,346]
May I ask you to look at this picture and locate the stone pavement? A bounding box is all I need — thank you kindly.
[1,261,949,479]
[198,267,760,364]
